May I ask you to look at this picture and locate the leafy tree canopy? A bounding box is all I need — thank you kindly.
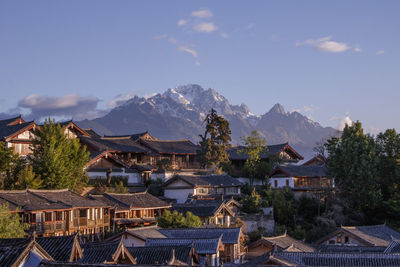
[0,203,28,238]
[157,210,202,228]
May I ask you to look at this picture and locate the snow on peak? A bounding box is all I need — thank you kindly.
[269,103,287,115]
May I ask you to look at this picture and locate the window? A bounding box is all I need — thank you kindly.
[274,180,278,187]
[329,240,335,245]
[345,236,349,243]
[337,235,342,243]
[286,179,290,187]
[55,211,63,221]
[45,212,52,222]
[79,209,87,218]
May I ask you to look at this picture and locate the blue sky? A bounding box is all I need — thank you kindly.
[0,1,399,133]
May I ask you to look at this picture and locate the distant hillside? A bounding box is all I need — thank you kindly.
[78,84,338,159]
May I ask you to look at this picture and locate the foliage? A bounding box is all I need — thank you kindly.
[156,158,172,170]
[272,187,295,226]
[0,141,20,189]
[157,210,202,228]
[289,225,306,240]
[30,119,90,191]
[241,187,261,214]
[0,203,28,238]
[145,178,164,196]
[107,181,128,193]
[198,109,232,168]
[16,165,42,189]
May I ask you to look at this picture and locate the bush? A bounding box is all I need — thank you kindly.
[241,188,261,214]
[157,210,202,228]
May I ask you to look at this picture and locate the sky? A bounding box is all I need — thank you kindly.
[0,1,399,134]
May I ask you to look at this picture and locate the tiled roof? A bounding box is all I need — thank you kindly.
[250,233,315,253]
[0,190,69,211]
[133,163,156,172]
[164,174,243,188]
[317,245,386,253]
[103,132,151,141]
[159,227,241,244]
[139,139,199,154]
[102,192,170,209]
[29,189,108,208]
[127,245,196,265]
[0,189,108,212]
[228,143,303,161]
[272,251,400,266]
[36,235,81,262]
[270,164,327,178]
[146,237,221,254]
[0,121,36,141]
[340,225,400,247]
[0,115,23,127]
[79,241,119,264]
[107,226,166,242]
[82,129,101,138]
[79,136,148,154]
[171,199,231,217]
[385,240,400,253]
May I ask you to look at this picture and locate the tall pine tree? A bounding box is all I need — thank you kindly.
[198,109,232,168]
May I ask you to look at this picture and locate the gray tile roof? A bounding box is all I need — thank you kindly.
[171,199,230,217]
[270,164,327,178]
[0,239,32,267]
[79,136,149,154]
[0,189,109,212]
[164,174,243,188]
[79,241,119,264]
[139,139,199,154]
[228,143,303,161]
[146,237,221,254]
[317,245,386,253]
[0,121,36,141]
[273,251,400,266]
[385,240,400,253]
[36,235,80,262]
[101,192,170,209]
[250,233,315,253]
[127,245,196,265]
[103,132,150,141]
[159,227,242,244]
[107,226,166,242]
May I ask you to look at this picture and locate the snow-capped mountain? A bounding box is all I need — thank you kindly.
[78,84,338,158]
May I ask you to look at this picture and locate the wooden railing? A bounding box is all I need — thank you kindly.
[30,221,66,233]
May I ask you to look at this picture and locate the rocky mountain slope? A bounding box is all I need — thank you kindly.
[78,84,338,159]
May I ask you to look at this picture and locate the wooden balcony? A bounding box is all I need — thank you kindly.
[30,221,66,233]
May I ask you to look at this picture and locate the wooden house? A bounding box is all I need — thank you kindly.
[0,115,38,156]
[317,224,400,247]
[163,175,243,204]
[138,138,200,169]
[246,232,315,259]
[171,198,240,226]
[0,189,111,238]
[105,225,166,247]
[269,164,332,196]
[228,143,303,177]
[90,192,170,228]
[159,227,245,264]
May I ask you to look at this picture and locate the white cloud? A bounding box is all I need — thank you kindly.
[220,32,229,39]
[376,50,385,55]
[297,36,350,53]
[191,9,213,18]
[195,60,201,66]
[18,94,100,120]
[193,22,218,33]
[177,19,187,27]
[353,47,362,53]
[178,46,198,58]
[338,115,353,131]
[107,93,137,109]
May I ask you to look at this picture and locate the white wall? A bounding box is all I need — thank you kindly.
[237,177,264,186]
[87,169,141,185]
[151,171,177,182]
[164,188,194,203]
[269,177,294,188]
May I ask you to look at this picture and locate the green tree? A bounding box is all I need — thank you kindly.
[198,109,232,168]
[0,141,19,189]
[326,121,382,222]
[16,165,42,189]
[185,211,202,227]
[0,203,28,238]
[240,130,273,185]
[157,210,202,228]
[241,187,261,214]
[30,119,90,192]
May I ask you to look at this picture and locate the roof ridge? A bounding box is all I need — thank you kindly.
[28,189,69,193]
[0,189,28,193]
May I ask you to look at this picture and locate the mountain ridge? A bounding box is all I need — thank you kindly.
[78,84,338,159]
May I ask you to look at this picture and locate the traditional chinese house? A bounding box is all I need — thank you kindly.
[269,164,332,196]
[90,192,170,228]
[0,189,111,238]
[0,115,38,156]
